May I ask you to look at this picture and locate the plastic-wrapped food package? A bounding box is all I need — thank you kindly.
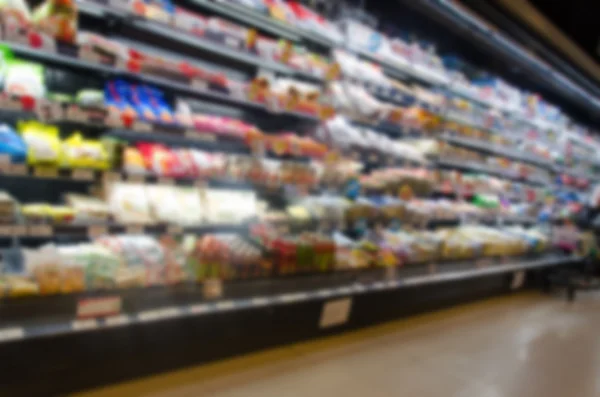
[56,244,90,294]
[4,60,46,98]
[0,124,27,163]
[19,121,62,166]
[23,244,62,295]
[97,235,166,287]
[205,189,258,224]
[108,182,154,224]
[62,133,109,170]
[146,185,204,226]
[65,193,111,223]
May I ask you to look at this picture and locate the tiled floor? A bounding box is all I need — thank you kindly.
[78,292,600,397]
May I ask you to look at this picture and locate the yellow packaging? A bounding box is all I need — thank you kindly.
[19,121,62,166]
[62,133,109,170]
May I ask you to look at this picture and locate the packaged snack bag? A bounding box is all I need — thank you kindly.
[0,123,27,163]
[62,133,109,170]
[108,182,154,224]
[23,244,62,295]
[123,146,147,175]
[65,193,111,223]
[19,121,61,165]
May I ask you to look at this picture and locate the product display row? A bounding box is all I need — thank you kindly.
[0,0,588,341]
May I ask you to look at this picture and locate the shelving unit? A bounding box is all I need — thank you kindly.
[0,0,593,394]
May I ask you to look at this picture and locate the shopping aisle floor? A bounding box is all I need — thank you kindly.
[77,292,600,397]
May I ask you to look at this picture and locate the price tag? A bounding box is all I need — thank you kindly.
[0,155,10,167]
[34,167,58,179]
[77,296,122,319]
[133,121,152,132]
[104,315,130,328]
[127,174,145,183]
[167,225,183,234]
[104,171,121,183]
[9,163,27,176]
[88,225,108,238]
[126,225,144,234]
[203,278,223,300]
[192,79,208,91]
[72,319,99,331]
[28,224,52,237]
[0,327,24,342]
[428,263,437,274]
[72,169,94,181]
[319,298,352,329]
[185,130,216,141]
[158,177,174,185]
[12,225,27,236]
[0,225,13,235]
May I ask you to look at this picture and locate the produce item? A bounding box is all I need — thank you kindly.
[108,182,154,224]
[19,121,61,166]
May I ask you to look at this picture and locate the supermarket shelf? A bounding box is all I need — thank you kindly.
[80,0,324,82]
[1,41,320,122]
[439,134,554,169]
[187,0,339,49]
[188,0,301,42]
[436,158,550,187]
[409,0,599,113]
[0,253,579,344]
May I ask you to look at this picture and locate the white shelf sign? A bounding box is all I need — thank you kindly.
[319,298,352,329]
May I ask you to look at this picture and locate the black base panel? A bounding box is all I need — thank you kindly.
[0,270,530,397]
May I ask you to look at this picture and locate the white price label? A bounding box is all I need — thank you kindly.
[104,315,130,328]
[189,304,211,314]
[88,225,108,238]
[104,171,121,183]
[133,121,152,132]
[203,278,223,300]
[77,296,122,319]
[0,327,24,342]
[192,79,208,91]
[319,298,352,329]
[0,225,13,235]
[185,130,216,141]
[72,169,94,181]
[127,174,145,183]
[10,164,27,175]
[126,225,144,234]
[167,225,183,234]
[72,319,99,331]
[214,300,236,311]
[250,297,270,307]
[28,224,52,236]
[158,177,174,185]
[12,225,27,236]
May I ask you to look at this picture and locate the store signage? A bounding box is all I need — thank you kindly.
[319,298,352,329]
[77,296,122,319]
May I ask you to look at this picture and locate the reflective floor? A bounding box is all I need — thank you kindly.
[78,292,600,397]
